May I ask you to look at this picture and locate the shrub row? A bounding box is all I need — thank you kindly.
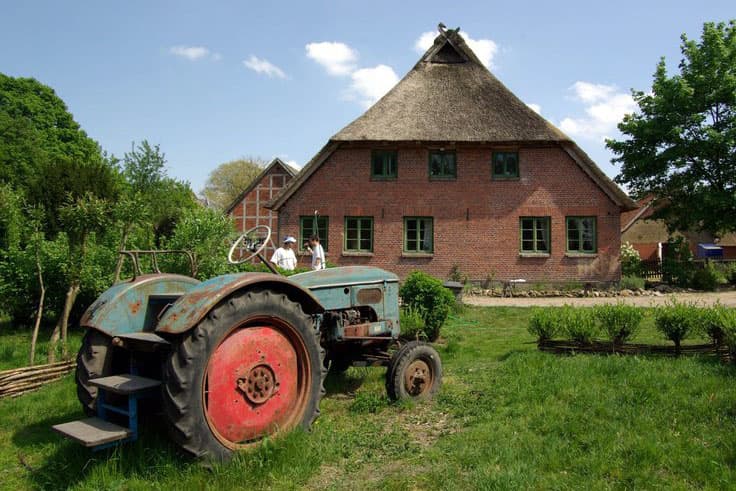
[528,304,644,345]
[528,302,736,356]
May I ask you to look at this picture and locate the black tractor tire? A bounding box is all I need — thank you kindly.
[162,289,326,461]
[75,329,115,416]
[386,341,442,401]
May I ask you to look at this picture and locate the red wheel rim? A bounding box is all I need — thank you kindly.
[204,318,311,448]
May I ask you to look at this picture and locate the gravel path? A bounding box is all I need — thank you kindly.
[464,291,736,308]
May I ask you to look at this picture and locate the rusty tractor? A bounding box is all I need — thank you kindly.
[53,226,442,460]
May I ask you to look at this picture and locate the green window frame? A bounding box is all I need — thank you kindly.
[371,150,397,179]
[428,150,456,179]
[492,151,519,179]
[520,217,550,253]
[404,217,433,253]
[299,216,329,252]
[566,216,596,253]
[344,217,373,252]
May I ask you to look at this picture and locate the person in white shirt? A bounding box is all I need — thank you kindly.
[305,235,326,270]
[270,236,297,271]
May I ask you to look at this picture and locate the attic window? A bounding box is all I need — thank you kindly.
[429,150,456,180]
[428,41,466,64]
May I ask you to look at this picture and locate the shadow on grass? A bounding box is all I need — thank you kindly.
[20,415,188,490]
[323,367,373,397]
[11,411,80,448]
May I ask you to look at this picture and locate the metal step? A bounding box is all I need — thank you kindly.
[52,417,131,447]
[114,332,170,345]
[89,374,161,395]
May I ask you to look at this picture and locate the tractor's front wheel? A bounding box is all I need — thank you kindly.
[162,289,325,461]
[386,341,442,401]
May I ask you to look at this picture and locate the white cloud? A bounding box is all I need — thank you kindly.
[527,103,542,114]
[414,31,498,68]
[243,55,286,79]
[169,45,220,61]
[347,65,400,108]
[305,42,358,76]
[559,81,635,141]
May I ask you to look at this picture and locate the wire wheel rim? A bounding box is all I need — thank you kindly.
[203,316,312,449]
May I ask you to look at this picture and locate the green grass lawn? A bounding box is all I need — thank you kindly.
[1,307,736,490]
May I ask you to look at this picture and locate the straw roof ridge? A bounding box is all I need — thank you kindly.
[331,29,569,143]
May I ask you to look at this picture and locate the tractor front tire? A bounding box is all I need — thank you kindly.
[75,329,114,416]
[162,289,326,461]
[386,341,442,401]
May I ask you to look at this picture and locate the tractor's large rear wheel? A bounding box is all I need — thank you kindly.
[162,289,325,461]
[76,329,114,416]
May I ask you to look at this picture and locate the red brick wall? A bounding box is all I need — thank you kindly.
[278,143,622,282]
[229,163,293,257]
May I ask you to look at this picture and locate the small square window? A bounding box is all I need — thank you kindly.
[566,217,596,253]
[492,152,519,179]
[404,217,433,253]
[344,217,373,252]
[428,151,456,179]
[371,151,397,179]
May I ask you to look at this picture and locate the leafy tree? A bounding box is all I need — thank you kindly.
[163,207,236,279]
[0,74,103,191]
[608,21,736,235]
[202,157,267,210]
[121,141,198,244]
[49,193,109,360]
[123,141,166,195]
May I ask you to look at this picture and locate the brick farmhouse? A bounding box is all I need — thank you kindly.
[226,158,296,258]
[267,28,636,283]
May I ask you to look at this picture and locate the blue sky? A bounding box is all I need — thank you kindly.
[1,1,733,194]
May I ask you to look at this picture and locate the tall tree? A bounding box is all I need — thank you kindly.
[202,157,267,210]
[48,194,109,361]
[0,74,103,189]
[607,21,736,235]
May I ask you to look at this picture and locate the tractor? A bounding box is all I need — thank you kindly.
[53,226,442,460]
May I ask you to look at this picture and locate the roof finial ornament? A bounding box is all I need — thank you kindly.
[438,23,460,38]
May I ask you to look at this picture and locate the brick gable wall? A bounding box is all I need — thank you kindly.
[277,144,622,283]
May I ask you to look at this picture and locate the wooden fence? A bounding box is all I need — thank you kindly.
[0,361,76,399]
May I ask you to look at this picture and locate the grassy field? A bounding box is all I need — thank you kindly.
[1,307,736,490]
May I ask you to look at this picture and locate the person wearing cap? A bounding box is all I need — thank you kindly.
[270,236,297,271]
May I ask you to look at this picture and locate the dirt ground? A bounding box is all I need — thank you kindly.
[464,290,736,308]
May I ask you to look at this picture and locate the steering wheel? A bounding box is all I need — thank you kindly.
[228,225,272,264]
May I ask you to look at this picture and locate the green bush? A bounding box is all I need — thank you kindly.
[527,308,562,342]
[699,304,727,346]
[690,263,723,291]
[399,306,427,340]
[655,300,699,354]
[717,308,736,362]
[620,242,642,276]
[594,303,644,344]
[399,271,456,342]
[561,307,598,345]
[620,275,646,290]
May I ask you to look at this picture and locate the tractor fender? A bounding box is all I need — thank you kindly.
[155,273,325,335]
[80,274,201,336]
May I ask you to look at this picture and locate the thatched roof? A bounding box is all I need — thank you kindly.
[332,29,568,143]
[224,158,296,214]
[269,27,636,211]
